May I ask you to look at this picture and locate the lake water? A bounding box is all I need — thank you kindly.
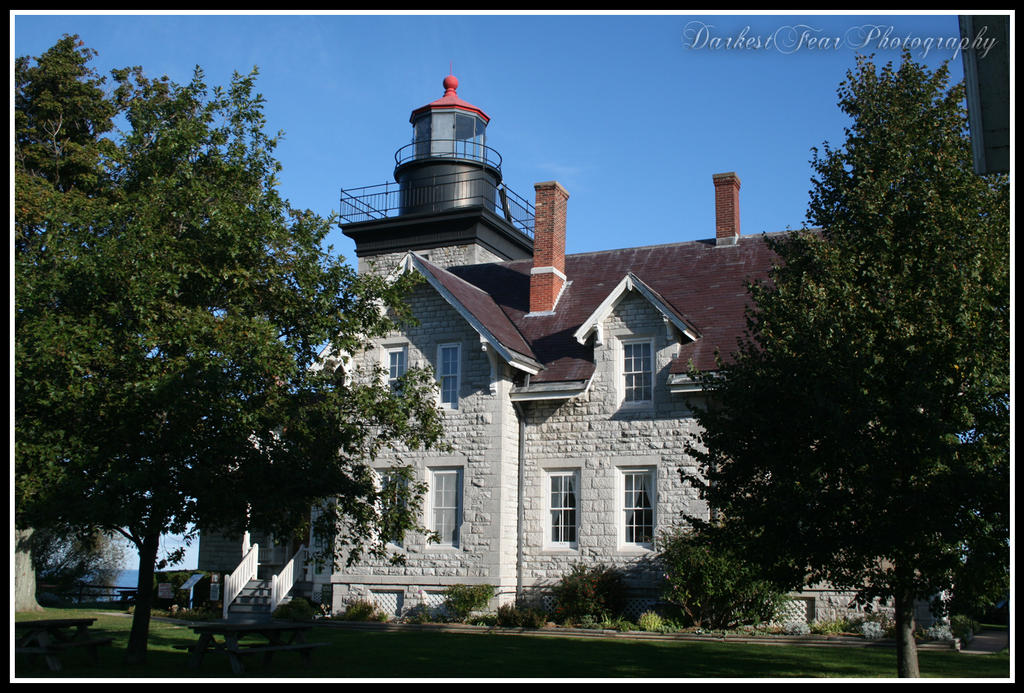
[113,569,140,588]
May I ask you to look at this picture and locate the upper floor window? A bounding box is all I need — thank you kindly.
[437,343,460,409]
[622,339,654,405]
[387,346,408,391]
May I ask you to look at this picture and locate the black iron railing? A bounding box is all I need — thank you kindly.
[340,170,535,241]
[394,139,503,171]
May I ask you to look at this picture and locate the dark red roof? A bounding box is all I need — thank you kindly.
[446,234,782,383]
[415,257,536,363]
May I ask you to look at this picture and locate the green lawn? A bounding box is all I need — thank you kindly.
[14,609,1010,679]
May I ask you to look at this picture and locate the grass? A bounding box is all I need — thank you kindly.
[14,608,1010,679]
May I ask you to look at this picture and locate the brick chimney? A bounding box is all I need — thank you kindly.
[530,181,569,313]
[713,172,741,246]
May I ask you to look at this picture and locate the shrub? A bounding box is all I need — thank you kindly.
[402,604,434,624]
[860,620,886,640]
[783,621,811,636]
[272,597,315,621]
[950,614,978,642]
[496,604,548,629]
[343,599,387,622]
[658,527,786,630]
[442,583,495,623]
[167,606,219,621]
[600,617,638,632]
[810,618,851,635]
[925,622,954,641]
[552,564,626,626]
[852,612,895,638]
[637,611,665,632]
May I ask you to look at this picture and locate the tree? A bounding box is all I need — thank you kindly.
[15,37,446,663]
[684,53,1009,678]
[14,34,118,616]
[31,526,127,592]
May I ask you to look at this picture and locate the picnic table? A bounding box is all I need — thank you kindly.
[182,621,328,674]
[15,618,113,672]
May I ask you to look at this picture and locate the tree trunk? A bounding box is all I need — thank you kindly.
[124,532,160,664]
[894,591,921,678]
[14,527,44,612]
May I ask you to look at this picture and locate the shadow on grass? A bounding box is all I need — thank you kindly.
[15,613,1011,679]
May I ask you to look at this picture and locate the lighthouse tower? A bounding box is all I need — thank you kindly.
[341,75,535,273]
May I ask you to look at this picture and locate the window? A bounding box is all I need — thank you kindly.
[548,471,579,547]
[379,469,409,548]
[431,469,462,547]
[622,469,655,546]
[437,343,460,409]
[622,339,654,404]
[387,346,408,391]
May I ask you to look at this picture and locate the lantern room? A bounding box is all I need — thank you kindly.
[397,74,495,170]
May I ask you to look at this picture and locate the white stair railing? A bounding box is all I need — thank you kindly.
[271,544,307,613]
[223,542,260,620]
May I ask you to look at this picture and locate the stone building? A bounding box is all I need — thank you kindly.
[323,75,772,620]
[199,75,908,626]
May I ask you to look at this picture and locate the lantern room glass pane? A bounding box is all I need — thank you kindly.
[455,114,485,160]
[430,112,454,156]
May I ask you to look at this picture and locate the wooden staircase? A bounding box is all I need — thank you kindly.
[223,543,309,622]
[225,578,282,622]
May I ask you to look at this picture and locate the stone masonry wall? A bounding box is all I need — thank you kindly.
[518,291,708,609]
[328,280,517,616]
[357,243,508,276]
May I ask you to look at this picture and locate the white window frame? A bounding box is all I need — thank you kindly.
[619,467,656,549]
[377,468,409,550]
[429,468,463,548]
[437,343,461,410]
[546,470,580,549]
[619,337,655,408]
[385,344,408,391]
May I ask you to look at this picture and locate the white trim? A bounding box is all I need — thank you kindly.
[667,373,703,394]
[573,272,699,345]
[545,469,580,550]
[403,253,542,375]
[480,338,499,395]
[384,343,409,389]
[529,265,567,282]
[618,336,655,409]
[428,467,463,549]
[374,467,410,551]
[436,342,461,410]
[618,466,657,551]
[509,379,591,401]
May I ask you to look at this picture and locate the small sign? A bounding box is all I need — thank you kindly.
[209,583,220,601]
[179,573,204,591]
[157,582,174,599]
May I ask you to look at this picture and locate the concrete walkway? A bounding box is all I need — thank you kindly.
[960,629,1009,654]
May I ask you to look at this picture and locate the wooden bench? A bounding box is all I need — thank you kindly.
[184,622,328,674]
[15,619,112,672]
[236,641,328,661]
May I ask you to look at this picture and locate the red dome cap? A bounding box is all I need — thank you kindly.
[410,74,490,124]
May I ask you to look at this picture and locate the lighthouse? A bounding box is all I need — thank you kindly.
[341,75,535,273]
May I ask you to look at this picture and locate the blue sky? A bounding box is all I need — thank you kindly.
[12,10,994,570]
